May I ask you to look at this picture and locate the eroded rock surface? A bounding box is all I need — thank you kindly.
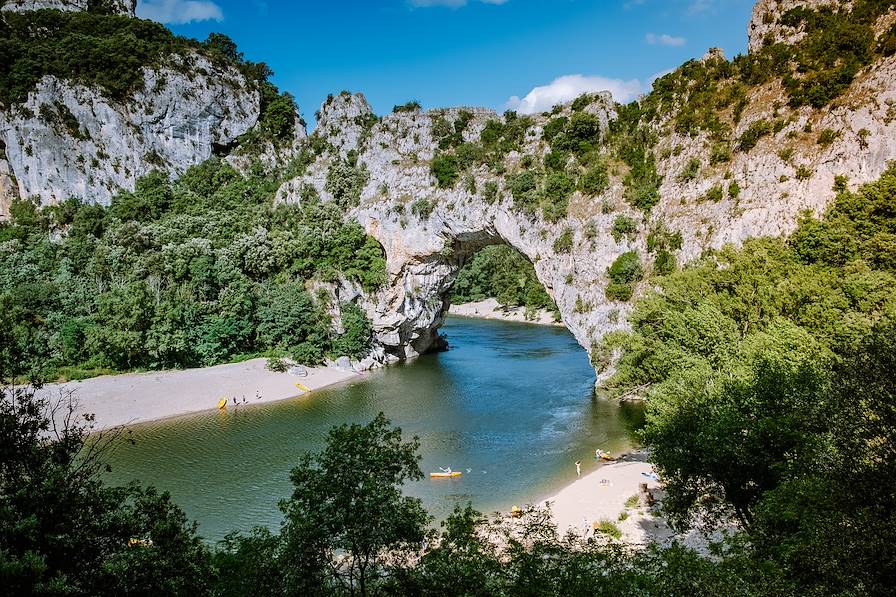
[280,47,896,376]
[1,0,136,16]
[0,54,261,209]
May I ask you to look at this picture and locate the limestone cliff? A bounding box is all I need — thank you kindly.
[0,2,295,213]
[1,0,135,16]
[0,59,261,208]
[276,0,896,376]
[3,0,896,382]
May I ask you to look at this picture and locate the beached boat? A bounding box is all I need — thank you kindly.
[430,471,462,478]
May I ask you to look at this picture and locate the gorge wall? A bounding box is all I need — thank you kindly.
[2,0,896,380]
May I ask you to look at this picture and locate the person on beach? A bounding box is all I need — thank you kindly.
[575,461,581,477]
[232,396,237,406]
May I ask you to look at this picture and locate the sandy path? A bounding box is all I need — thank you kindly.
[35,358,360,432]
[449,298,560,326]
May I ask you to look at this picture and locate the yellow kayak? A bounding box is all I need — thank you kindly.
[217,398,227,410]
[430,471,462,478]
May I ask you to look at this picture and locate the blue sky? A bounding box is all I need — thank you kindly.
[138,0,755,122]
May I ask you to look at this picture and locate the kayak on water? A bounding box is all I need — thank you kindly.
[430,471,462,478]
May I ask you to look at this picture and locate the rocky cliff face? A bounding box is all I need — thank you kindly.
[747,1,844,51]
[1,0,135,16]
[0,55,261,209]
[277,48,896,376]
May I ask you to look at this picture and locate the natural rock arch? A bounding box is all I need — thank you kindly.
[352,202,622,370]
[279,83,896,377]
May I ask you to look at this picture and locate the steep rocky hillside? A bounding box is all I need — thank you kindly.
[2,0,895,379]
[278,0,896,374]
[0,3,303,216]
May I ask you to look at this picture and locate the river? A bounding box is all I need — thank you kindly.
[102,316,644,542]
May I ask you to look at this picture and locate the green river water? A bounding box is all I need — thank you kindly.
[103,316,644,542]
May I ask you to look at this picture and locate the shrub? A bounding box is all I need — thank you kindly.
[608,251,643,285]
[410,198,435,219]
[392,101,421,113]
[736,119,773,152]
[654,249,677,275]
[553,229,574,254]
[579,162,610,196]
[482,181,499,204]
[678,158,701,182]
[266,357,288,372]
[704,184,724,203]
[552,112,602,154]
[325,160,369,210]
[508,171,538,213]
[817,128,840,147]
[593,520,622,539]
[542,116,568,142]
[795,165,813,181]
[611,215,638,242]
[331,302,372,360]
[709,143,731,165]
[430,154,460,188]
[728,180,741,198]
[571,93,595,111]
[543,151,568,171]
[541,172,574,223]
[605,282,635,302]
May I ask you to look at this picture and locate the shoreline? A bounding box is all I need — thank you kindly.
[35,358,361,433]
[449,298,562,327]
[539,452,723,550]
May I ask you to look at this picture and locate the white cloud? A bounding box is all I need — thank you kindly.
[645,32,686,46]
[137,0,224,24]
[409,0,508,7]
[505,74,644,114]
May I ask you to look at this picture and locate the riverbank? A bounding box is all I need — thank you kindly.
[35,358,361,432]
[449,298,561,326]
[542,452,725,550]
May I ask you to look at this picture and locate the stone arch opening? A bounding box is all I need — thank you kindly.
[366,225,568,366]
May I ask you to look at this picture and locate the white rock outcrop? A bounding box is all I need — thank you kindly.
[0,53,261,209]
[747,0,846,51]
[280,46,896,377]
[1,0,136,16]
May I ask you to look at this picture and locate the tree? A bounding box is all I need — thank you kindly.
[331,302,372,361]
[0,385,213,595]
[278,414,429,596]
[643,321,830,530]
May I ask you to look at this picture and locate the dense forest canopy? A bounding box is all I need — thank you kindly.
[0,158,386,381]
[590,166,896,595]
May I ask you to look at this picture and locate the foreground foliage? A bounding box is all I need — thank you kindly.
[600,165,896,595]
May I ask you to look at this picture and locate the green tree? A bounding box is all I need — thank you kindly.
[278,414,429,596]
[0,386,213,595]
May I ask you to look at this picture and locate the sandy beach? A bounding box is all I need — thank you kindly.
[450,298,561,326]
[541,453,725,550]
[35,358,360,432]
[543,455,659,537]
